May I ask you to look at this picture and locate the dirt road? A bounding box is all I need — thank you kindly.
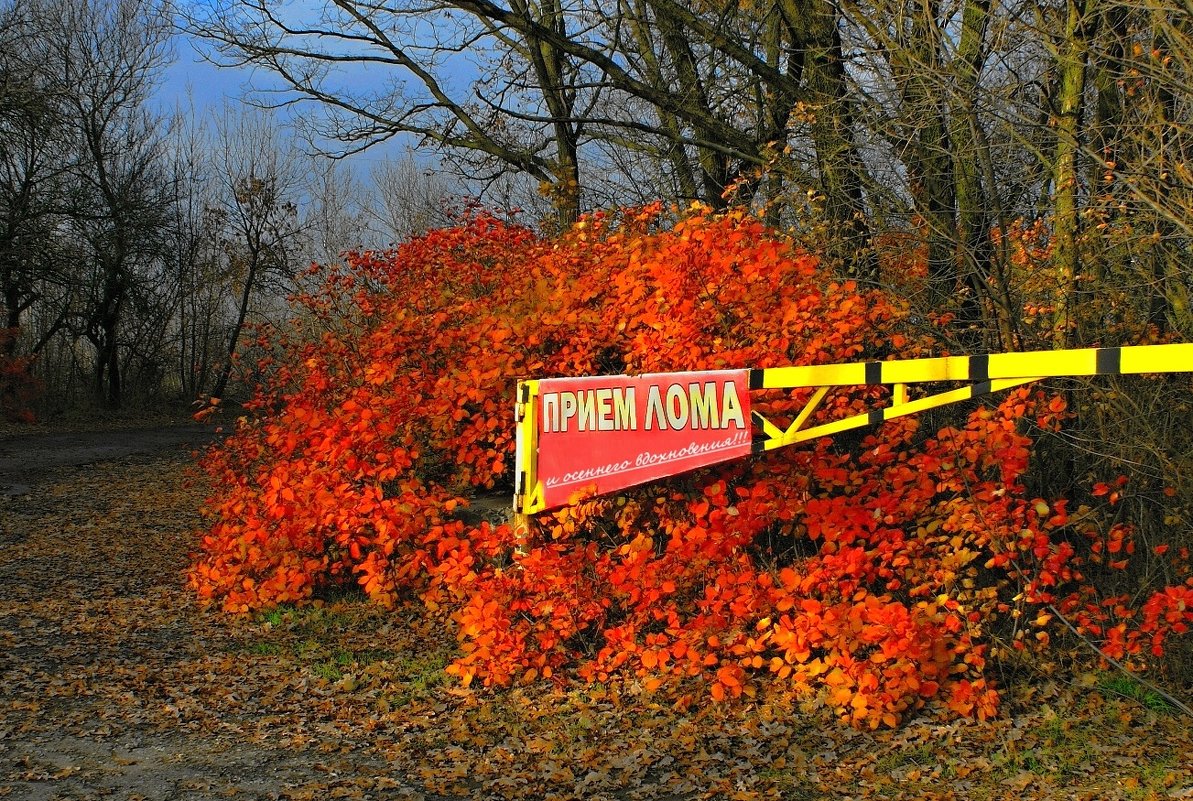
[0,422,223,495]
[0,441,441,801]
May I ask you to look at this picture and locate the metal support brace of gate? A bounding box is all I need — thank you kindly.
[514,343,1193,516]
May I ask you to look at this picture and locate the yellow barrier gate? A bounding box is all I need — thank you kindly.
[515,343,1193,516]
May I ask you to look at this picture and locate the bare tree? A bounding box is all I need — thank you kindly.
[305,158,371,266]
[161,104,234,401]
[1077,0,1193,341]
[182,0,879,264]
[0,0,72,353]
[208,107,304,400]
[20,0,175,407]
[369,155,459,244]
[178,0,1190,350]
[184,1,591,226]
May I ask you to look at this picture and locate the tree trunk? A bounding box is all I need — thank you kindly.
[656,6,730,207]
[93,270,125,409]
[783,0,877,280]
[896,0,957,309]
[529,0,582,227]
[1052,0,1095,347]
[4,283,23,356]
[947,0,993,335]
[212,257,256,400]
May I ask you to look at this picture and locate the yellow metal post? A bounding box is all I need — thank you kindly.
[513,380,544,548]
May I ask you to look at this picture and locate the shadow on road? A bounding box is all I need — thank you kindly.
[0,423,224,492]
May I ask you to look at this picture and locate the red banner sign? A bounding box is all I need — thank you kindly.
[535,370,752,510]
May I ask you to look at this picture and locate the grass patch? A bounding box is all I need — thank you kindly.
[238,598,454,692]
[256,602,356,633]
[259,606,291,627]
[382,648,452,708]
[243,641,282,657]
[1123,753,1184,800]
[992,700,1185,796]
[311,660,343,681]
[994,708,1096,777]
[874,741,937,773]
[1096,673,1178,713]
[754,764,815,796]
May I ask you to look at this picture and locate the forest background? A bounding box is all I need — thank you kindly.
[2,0,1192,717]
[3,0,1190,411]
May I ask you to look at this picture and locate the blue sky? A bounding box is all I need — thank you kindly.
[156,32,414,170]
[157,34,241,113]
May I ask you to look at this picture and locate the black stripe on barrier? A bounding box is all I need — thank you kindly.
[518,471,527,494]
[520,384,530,403]
[969,354,990,382]
[1096,347,1122,375]
[972,380,993,398]
[748,369,765,390]
[868,409,884,426]
[751,440,767,454]
[865,361,882,385]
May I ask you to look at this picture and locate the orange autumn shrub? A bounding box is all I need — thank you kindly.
[191,205,1193,727]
